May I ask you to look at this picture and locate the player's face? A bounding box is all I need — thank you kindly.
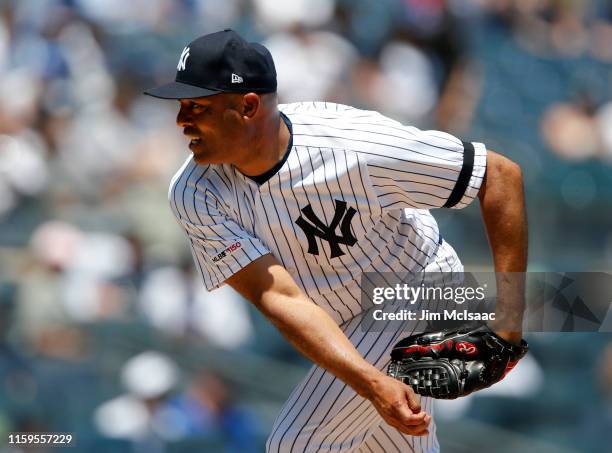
[176,94,247,165]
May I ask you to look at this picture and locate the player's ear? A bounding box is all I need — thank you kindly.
[241,93,260,119]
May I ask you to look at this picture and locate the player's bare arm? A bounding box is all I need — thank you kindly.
[226,254,432,436]
[386,149,529,400]
[477,150,528,344]
[147,29,525,449]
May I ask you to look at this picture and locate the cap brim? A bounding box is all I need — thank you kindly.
[143,81,221,99]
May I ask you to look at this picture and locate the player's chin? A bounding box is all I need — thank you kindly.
[191,152,210,165]
[190,146,231,166]
[190,148,215,165]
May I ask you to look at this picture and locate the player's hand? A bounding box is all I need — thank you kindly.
[366,374,431,436]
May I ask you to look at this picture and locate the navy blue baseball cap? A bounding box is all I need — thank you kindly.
[144,29,277,99]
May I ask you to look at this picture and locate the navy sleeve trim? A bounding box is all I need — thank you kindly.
[443,141,475,208]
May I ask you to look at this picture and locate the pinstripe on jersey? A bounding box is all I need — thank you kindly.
[169,102,486,453]
[265,239,462,453]
[169,102,487,326]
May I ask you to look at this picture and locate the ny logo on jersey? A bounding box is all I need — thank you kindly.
[177,47,190,71]
[295,199,357,258]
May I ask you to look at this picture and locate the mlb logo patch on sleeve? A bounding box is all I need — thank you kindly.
[212,241,242,262]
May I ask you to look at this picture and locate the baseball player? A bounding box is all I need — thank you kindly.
[145,30,527,452]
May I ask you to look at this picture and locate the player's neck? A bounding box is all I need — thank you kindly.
[234,112,290,178]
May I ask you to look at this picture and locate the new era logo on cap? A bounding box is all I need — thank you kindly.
[144,29,277,99]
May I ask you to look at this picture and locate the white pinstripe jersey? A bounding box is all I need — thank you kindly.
[169,102,487,325]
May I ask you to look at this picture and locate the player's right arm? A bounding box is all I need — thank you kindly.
[226,253,431,437]
[170,164,429,435]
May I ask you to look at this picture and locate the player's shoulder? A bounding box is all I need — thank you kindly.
[168,157,229,208]
[282,102,453,138]
[279,101,392,122]
[278,102,463,144]
[280,101,358,115]
[279,101,418,146]
[279,102,462,149]
[169,156,202,192]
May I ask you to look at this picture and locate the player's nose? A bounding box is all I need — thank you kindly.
[176,107,193,127]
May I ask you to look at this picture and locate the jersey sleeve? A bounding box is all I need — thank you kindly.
[170,175,270,291]
[362,126,487,210]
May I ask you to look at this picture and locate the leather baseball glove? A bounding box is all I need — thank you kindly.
[387,322,528,399]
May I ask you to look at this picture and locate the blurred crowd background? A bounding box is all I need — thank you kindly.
[0,0,611,451]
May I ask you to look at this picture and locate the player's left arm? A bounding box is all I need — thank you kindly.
[477,150,527,344]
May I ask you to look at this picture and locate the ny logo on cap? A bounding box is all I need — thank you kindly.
[231,73,243,84]
[177,47,190,71]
